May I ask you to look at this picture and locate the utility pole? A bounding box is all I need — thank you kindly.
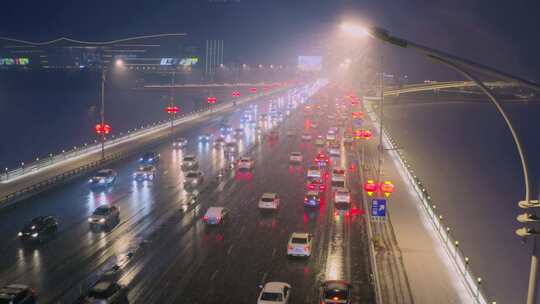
[377,54,384,183]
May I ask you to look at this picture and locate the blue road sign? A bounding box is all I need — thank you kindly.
[372,199,387,217]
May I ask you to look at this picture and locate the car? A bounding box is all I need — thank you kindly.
[213,137,226,148]
[319,280,352,304]
[220,124,233,135]
[289,152,303,163]
[0,284,36,304]
[287,232,312,257]
[307,177,326,192]
[307,165,322,179]
[133,165,156,181]
[311,122,318,129]
[18,216,58,243]
[328,144,341,157]
[301,133,312,141]
[343,134,354,145]
[225,142,238,155]
[234,128,244,137]
[331,168,346,187]
[326,132,337,142]
[88,205,120,229]
[334,187,351,204]
[203,207,229,225]
[237,157,254,170]
[184,171,204,186]
[181,155,199,170]
[257,282,291,304]
[314,153,330,167]
[258,193,280,210]
[304,190,320,207]
[286,130,296,137]
[89,169,117,188]
[172,137,188,149]
[139,152,160,164]
[78,280,128,304]
[314,136,325,146]
[198,133,212,143]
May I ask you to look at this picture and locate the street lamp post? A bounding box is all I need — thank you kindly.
[342,22,540,304]
[100,68,106,160]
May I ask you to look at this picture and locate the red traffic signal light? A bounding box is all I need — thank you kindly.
[231,91,241,97]
[249,87,257,93]
[166,106,180,114]
[380,180,395,197]
[363,179,378,196]
[207,96,217,104]
[95,123,111,135]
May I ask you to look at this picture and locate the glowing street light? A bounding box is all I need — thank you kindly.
[364,179,378,196]
[340,22,369,38]
[380,180,395,197]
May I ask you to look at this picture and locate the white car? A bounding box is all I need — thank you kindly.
[334,187,351,204]
[328,144,340,157]
[184,171,204,186]
[307,166,322,179]
[331,168,346,187]
[258,193,280,210]
[289,152,303,163]
[287,232,312,257]
[133,165,156,181]
[257,282,291,304]
[343,134,354,145]
[172,137,188,149]
[181,155,198,170]
[301,133,312,141]
[326,132,337,142]
[237,157,254,170]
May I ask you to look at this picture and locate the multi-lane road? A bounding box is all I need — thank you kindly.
[0,87,375,303]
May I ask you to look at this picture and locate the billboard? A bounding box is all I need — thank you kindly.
[298,56,322,71]
[0,58,29,65]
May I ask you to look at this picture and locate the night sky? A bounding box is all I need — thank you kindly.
[1,0,539,81]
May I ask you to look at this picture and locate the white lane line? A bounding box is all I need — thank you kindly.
[227,245,234,255]
[272,248,277,257]
[261,272,268,283]
[210,269,219,281]
[163,170,169,175]
[240,225,246,235]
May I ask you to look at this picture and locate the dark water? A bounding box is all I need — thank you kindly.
[0,71,225,169]
[384,101,540,303]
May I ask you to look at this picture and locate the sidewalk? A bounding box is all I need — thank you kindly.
[360,102,479,303]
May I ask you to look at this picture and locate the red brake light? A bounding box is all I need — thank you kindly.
[203,216,208,221]
[288,245,293,250]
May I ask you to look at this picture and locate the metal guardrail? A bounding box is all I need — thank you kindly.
[0,152,123,205]
[0,90,280,183]
[365,100,493,304]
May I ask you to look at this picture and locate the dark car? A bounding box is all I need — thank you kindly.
[18,216,58,243]
[77,280,128,304]
[0,284,36,304]
[319,280,352,304]
[139,152,160,165]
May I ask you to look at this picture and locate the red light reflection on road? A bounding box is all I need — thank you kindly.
[235,170,253,182]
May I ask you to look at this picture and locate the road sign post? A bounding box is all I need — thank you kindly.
[372,198,387,221]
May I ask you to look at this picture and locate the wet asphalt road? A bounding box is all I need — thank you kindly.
[0,90,374,303]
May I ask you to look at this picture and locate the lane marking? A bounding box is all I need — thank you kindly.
[261,272,268,283]
[272,248,277,257]
[227,245,234,255]
[240,225,246,235]
[210,269,219,281]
